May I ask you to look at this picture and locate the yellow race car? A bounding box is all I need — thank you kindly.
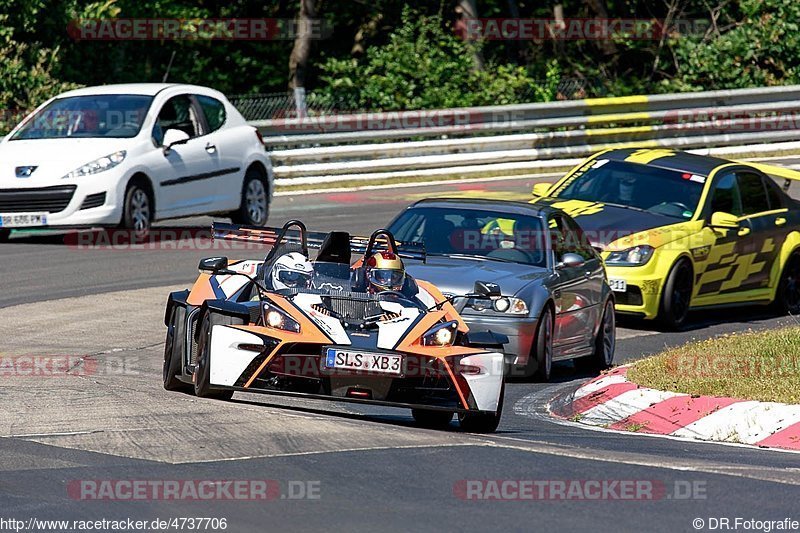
[531,148,800,328]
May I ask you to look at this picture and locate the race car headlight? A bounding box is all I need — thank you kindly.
[605,245,655,266]
[262,301,300,333]
[422,321,459,347]
[62,151,126,179]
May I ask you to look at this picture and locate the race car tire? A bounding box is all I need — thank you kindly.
[163,305,191,392]
[458,383,505,433]
[411,409,454,429]
[774,251,800,315]
[576,298,616,372]
[230,167,269,227]
[529,306,554,382]
[120,180,153,238]
[194,312,245,400]
[0,229,10,242]
[658,259,693,330]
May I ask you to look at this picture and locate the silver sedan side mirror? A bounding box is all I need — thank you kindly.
[556,252,585,269]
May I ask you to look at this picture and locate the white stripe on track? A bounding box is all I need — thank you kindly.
[572,374,629,401]
[672,401,800,444]
[580,388,684,426]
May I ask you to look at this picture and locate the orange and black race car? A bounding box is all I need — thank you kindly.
[162,220,508,432]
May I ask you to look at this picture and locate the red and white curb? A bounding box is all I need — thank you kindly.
[550,366,800,451]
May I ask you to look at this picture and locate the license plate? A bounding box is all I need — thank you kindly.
[609,278,627,292]
[0,213,47,228]
[324,348,402,376]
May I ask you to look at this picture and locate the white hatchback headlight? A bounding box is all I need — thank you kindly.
[62,151,126,179]
[605,245,655,266]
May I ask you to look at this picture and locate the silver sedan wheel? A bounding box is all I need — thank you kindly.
[130,189,150,232]
[245,179,268,225]
[541,310,553,376]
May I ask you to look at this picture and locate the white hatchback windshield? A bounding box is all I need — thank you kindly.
[11,94,154,140]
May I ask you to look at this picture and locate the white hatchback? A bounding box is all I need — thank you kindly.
[0,83,273,238]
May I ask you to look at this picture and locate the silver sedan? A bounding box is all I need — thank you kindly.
[387,198,616,381]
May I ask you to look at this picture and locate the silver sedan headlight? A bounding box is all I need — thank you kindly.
[604,245,655,266]
[466,297,528,315]
[62,150,126,179]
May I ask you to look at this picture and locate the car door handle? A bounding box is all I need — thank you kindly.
[584,271,591,278]
[205,143,217,154]
[775,217,787,227]
[738,226,751,236]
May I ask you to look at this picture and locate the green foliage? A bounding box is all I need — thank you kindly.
[665,0,800,91]
[0,2,81,133]
[1,0,800,132]
[317,8,554,111]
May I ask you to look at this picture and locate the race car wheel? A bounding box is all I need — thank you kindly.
[163,306,191,392]
[658,259,693,330]
[577,299,616,372]
[775,252,800,315]
[530,307,554,382]
[458,382,505,433]
[0,229,10,242]
[231,167,269,227]
[121,181,152,238]
[411,409,454,429]
[194,312,245,400]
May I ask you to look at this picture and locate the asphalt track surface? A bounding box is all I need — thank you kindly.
[2,176,800,532]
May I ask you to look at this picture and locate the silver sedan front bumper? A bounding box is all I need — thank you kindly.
[460,313,539,368]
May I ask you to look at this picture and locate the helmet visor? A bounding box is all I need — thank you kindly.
[277,269,312,288]
[368,268,405,290]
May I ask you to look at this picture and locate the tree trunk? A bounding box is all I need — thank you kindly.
[288,0,317,90]
[584,0,617,56]
[455,0,484,71]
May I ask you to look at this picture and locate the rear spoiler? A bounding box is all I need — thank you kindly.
[735,161,800,192]
[212,221,426,263]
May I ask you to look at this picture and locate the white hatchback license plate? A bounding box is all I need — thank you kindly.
[0,213,47,228]
[609,278,627,292]
[325,348,402,376]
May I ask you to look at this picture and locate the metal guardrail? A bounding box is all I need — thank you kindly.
[246,85,800,187]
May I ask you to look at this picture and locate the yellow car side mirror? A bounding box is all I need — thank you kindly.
[709,211,739,229]
[532,182,552,197]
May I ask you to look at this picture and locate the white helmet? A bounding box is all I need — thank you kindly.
[271,252,313,290]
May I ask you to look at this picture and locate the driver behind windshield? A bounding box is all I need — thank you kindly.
[601,172,643,206]
[270,252,313,290]
[364,251,406,294]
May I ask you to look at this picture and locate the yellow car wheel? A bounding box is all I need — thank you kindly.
[776,252,800,315]
[658,259,693,330]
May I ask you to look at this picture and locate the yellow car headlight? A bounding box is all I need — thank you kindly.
[605,245,655,266]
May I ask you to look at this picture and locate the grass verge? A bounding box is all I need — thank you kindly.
[627,326,800,404]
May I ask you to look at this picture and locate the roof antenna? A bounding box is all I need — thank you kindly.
[162,50,176,83]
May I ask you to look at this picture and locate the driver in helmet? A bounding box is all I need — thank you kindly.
[270,251,313,290]
[364,251,406,294]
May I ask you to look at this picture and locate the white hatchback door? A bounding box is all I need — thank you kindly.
[192,93,247,212]
[142,94,224,217]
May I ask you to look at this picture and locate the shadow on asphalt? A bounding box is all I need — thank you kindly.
[617,306,788,333]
